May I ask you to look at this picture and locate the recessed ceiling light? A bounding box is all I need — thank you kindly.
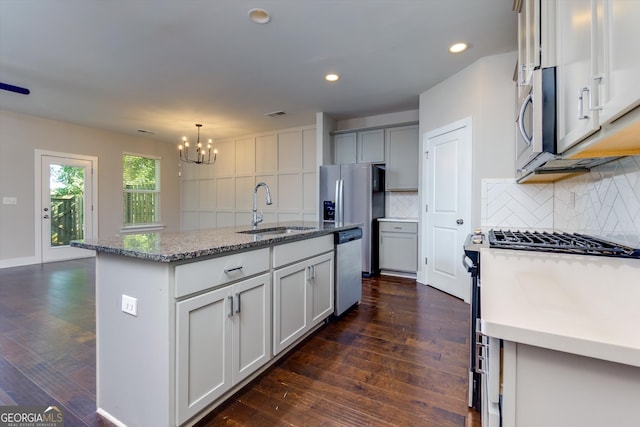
[449,42,468,53]
[248,8,271,24]
[325,73,340,82]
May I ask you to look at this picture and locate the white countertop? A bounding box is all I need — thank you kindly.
[480,247,640,368]
[378,217,418,223]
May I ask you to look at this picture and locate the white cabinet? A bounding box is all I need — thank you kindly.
[516,0,540,92]
[556,0,640,153]
[273,252,334,355]
[176,272,271,425]
[333,133,357,164]
[497,341,640,427]
[333,129,384,164]
[272,236,334,355]
[357,129,385,163]
[385,125,419,191]
[379,220,418,273]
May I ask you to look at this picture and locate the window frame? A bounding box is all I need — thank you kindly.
[121,152,164,232]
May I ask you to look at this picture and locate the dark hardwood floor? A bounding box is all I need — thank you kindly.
[0,259,480,427]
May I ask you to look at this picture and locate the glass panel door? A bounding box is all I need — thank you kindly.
[41,155,94,262]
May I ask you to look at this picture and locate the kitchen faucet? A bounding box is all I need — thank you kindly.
[252,182,272,229]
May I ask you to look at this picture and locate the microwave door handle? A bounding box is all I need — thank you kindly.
[518,93,533,147]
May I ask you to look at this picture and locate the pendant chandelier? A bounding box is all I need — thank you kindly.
[178,123,217,165]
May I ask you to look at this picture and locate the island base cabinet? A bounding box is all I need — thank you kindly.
[273,252,334,355]
[500,342,640,427]
[176,273,271,425]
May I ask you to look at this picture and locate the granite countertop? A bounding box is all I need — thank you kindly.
[71,221,360,263]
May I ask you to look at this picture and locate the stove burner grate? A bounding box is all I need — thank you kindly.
[488,230,640,258]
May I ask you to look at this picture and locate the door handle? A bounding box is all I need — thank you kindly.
[43,207,49,212]
[456,219,464,225]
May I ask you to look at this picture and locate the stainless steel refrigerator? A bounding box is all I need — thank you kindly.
[319,164,385,276]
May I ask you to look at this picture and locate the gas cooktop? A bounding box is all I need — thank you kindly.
[488,229,640,259]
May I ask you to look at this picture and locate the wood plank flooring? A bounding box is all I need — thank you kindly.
[0,259,480,426]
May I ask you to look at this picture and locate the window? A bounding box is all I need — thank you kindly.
[123,153,161,227]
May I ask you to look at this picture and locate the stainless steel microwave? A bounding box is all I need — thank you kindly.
[515,66,557,177]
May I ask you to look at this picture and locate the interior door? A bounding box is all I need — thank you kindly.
[423,120,471,302]
[40,153,96,262]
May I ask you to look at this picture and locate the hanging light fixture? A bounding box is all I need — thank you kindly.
[178,123,217,165]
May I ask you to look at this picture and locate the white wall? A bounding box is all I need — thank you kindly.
[181,125,318,230]
[0,109,180,267]
[419,51,517,228]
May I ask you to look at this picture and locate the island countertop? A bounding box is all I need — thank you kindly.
[71,221,360,263]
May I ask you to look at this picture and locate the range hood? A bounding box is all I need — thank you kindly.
[517,106,640,183]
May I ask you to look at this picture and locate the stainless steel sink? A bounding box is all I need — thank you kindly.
[236,226,316,236]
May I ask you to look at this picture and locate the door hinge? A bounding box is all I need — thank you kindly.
[425,151,429,160]
[425,204,428,213]
[425,257,428,265]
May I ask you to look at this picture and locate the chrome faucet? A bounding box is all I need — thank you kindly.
[252,182,272,229]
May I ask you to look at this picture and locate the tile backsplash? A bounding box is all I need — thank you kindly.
[554,156,640,248]
[481,178,554,229]
[481,156,640,247]
[386,191,419,218]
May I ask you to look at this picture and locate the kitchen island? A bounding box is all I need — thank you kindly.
[72,221,360,427]
[479,247,640,427]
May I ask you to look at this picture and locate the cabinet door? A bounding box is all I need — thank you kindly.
[176,286,232,425]
[308,252,334,326]
[379,231,418,272]
[556,0,600,153]
[357,129,385,163]
[334,133,357,164]
[385,125,419,190]
[597,0,640,125]
[272,260,308,355]
[231,273,271,383]
[517,0,540,92]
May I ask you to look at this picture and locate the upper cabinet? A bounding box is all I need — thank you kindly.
[385,125,419,191]
[333,129,384,164]
[556,0,640,153]
[332,124,419,191]
[516,0,540,92]
[357,129,385,163]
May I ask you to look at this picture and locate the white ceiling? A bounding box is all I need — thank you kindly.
[0,0,517,144]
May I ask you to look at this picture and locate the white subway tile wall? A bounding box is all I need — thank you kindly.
[481,156,640,248]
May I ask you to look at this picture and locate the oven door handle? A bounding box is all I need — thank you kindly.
[462,254,476,274]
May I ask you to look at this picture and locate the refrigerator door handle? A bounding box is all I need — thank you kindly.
[335,179,344,226]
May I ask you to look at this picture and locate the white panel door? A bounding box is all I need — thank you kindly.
[423,120,471,301]
[39,152,96,263]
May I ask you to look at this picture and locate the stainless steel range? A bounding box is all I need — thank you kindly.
[463,229,640,422]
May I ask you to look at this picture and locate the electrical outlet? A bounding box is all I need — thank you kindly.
[121,295,138,316]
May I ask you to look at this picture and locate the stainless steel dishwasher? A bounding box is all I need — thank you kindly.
[334,227,362,316]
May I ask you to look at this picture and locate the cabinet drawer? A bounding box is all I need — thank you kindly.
[379,221,417,233]
[272,235,333,269]
[175,248,270,298]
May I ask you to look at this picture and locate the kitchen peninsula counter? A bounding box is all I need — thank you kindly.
[72,221,360,427]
